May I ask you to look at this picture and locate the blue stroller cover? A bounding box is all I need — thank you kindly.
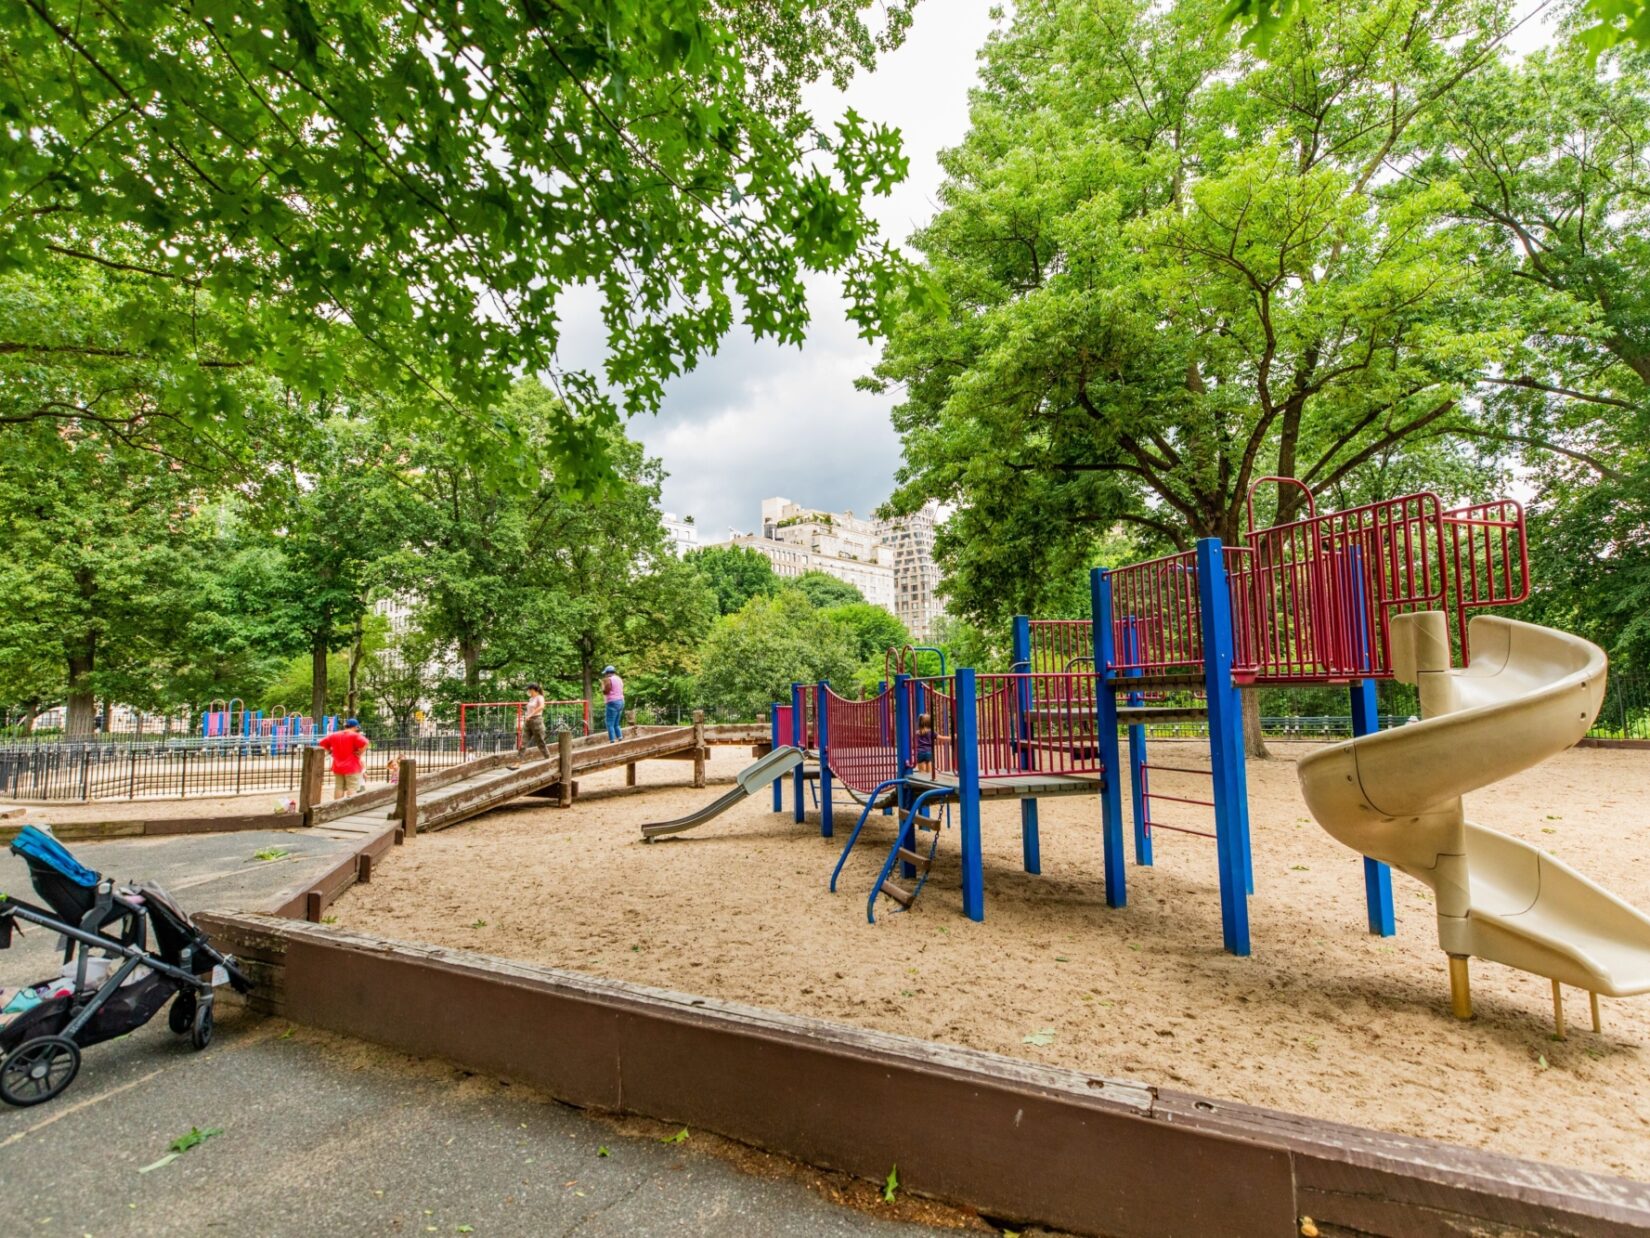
[9,826,100,888]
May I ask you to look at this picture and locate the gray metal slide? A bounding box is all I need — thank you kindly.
[640,746,804,840]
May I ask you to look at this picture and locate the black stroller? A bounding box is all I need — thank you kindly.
[0,826,251,1106]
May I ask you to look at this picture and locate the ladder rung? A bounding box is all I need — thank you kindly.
[879,880,915,907]
[909,813,939,830]
[896,847,930,870]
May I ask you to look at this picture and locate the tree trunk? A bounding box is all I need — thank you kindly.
[347,614,364,716]
[1241,689,1268,759]
[311,632,329,721]
[460,639,480,691]
[64,637,96,737]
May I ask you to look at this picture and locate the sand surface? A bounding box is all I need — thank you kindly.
[332,744,1650,1182]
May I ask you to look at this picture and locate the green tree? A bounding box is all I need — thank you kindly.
[822,603,909,664]
[787,571,866,609]
[2,2,913,481]
[873,0,1569,748]
[686,545,781,615]
[698,591,859,719]
[0,426,213,732]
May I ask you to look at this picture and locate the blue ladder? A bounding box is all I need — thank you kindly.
[866,786,955,923]
[828,777,906,893]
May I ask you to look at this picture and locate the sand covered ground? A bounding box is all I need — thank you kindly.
[331,743,1650,1182]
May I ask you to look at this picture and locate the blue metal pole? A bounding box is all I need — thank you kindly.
[1011,615,1041,875]
[1090,569,1127,908]
[771,704,783,813]
[1123,618,1152,866]
[1351,679,1395,936]
[894,672,917,878]
[1196,538,1251,957]
[817,680,833,838]
[956,667,984,921]
[791,683,805,825]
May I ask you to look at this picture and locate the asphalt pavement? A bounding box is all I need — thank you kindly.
[0,830,957,1237]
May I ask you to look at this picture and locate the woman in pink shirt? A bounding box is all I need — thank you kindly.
[601,665,625,741]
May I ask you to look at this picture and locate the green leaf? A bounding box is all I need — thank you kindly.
[169,1126,224,1155]
[597,1146,611,1158]
[660,1128,690,1145]
[883,1164,899,1203]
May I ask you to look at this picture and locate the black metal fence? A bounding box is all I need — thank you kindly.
[0,729,525,803]
[1587,672,1650,741]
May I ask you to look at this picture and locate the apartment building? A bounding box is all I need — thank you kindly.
[875,501,947,639]
[661,511,699,556]
[703,498,898,612]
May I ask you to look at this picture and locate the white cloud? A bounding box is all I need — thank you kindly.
[629,1,1001,534]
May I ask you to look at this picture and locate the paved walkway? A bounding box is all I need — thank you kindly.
[0,832,953,1237]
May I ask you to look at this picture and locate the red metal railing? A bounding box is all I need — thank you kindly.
[1443,499,1529,657]
[908,673,1105,782]
[1027,620,1092,672]
[1098,490,1528,685]
[822,686,898,795]
[791,685,818,750]
[1139,758,1217,841]
[1238,492,1444,681]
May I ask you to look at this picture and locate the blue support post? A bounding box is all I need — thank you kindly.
[791,683,805,825]
[1123,618,1152,866]
[1089,570,1128,909]
[1195,538,1252,957]
[1011,615,1041,875]
[894,673,917,877]
[816,681,833,838]
[879,680,893,815]
[771,704,784,813]
[956,667,984,921]
[1351,679,1396,936]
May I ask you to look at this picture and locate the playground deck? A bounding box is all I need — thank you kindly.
[907,771,1099,799]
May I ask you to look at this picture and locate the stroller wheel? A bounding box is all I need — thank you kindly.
[1,1035,81,1107]
[169,990,197,1035]
[191,1000,213,1051]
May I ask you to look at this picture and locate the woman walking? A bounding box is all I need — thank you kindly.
[602,665,625,742]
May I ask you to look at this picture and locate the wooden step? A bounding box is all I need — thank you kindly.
[910,814,940,830]
[879,880,915,908]
[896,847,931,871]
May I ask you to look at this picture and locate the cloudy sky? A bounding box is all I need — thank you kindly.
[568,3,1002,538]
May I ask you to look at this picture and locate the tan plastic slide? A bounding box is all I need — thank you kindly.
[1297,611,1650,1023]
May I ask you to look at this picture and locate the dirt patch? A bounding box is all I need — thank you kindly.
[332,745,1650,1182]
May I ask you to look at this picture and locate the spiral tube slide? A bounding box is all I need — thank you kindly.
[1298,612,1650,1018]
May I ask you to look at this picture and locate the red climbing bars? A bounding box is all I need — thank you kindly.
[821,686,898,795]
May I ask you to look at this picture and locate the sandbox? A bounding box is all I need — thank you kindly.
[330,744,1650,1182]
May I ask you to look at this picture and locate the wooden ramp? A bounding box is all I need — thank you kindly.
[417,727,707,833]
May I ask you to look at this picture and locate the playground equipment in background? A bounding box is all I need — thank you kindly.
[639,747,803,840]
[457,699,592,755]
[799,481,1541,960]
[200,701,339,748]
[1299,612,1650,1029]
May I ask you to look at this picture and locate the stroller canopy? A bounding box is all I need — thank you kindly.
[9,826,103,924]
[10,826,99,888]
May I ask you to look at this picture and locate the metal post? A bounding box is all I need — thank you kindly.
[770,704,784,813]
[691,709,706,789]
[894,672,916,878]
[816,682,833,838]
[1123,618,1151,865]
[878,680,892,815]
[1011,615,1041,875]
[1090,570,1127,909]
[1196,538,1252,957]
[956,666,984,921]
[1350,678,1395,936]
[791,683,805,825]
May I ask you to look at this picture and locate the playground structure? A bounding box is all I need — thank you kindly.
[200,701,340,747]
[457,699,592,755]
[749,480,1650,1024]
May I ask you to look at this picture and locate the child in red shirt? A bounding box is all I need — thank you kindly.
[318,719,371,800]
